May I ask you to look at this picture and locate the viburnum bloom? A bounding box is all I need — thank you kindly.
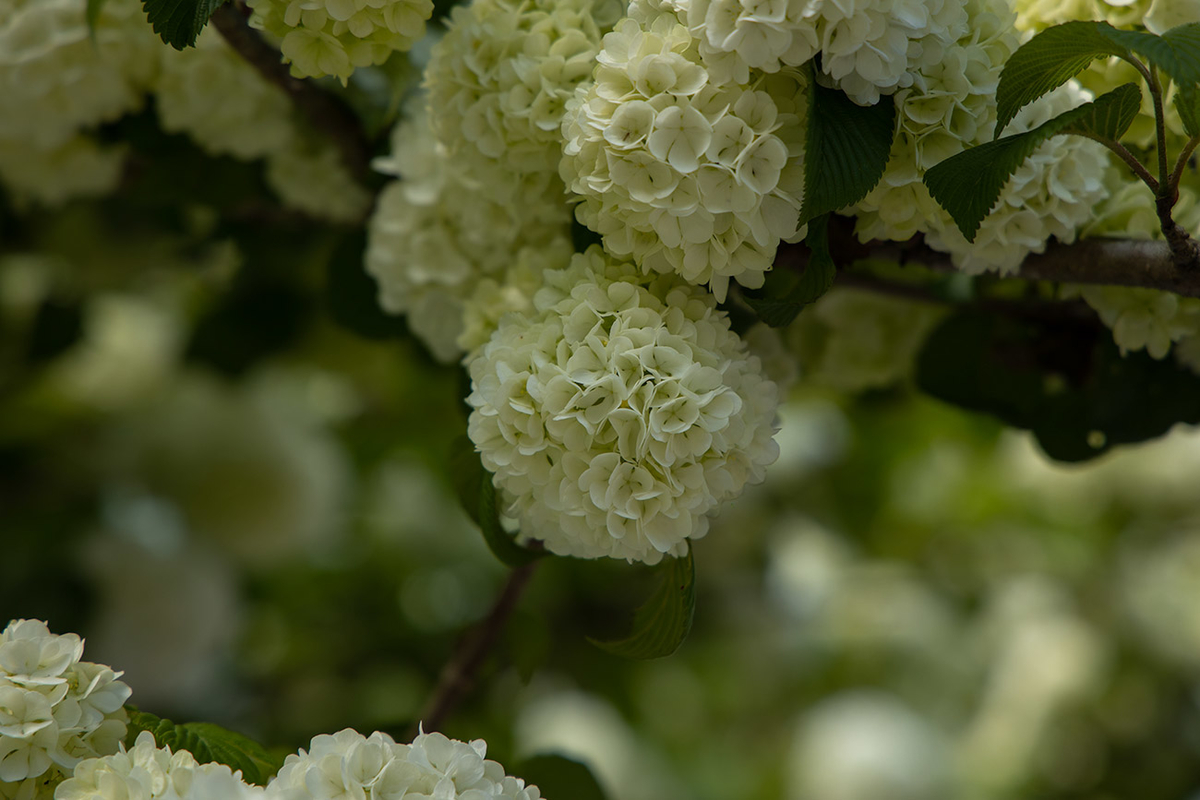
[0,620,131,799]
[467,247,780,564]
[265,728,541,800]
[55,731,264,800]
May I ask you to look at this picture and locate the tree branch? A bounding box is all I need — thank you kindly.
[211,3,373,181]
[409,562,539,738]
[792,217,1200,298]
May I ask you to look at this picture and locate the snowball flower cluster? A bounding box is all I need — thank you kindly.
[245,0,433,82]
[1070,285,1200,360]
[366,108,572,362]
[561,15,806,301]
[0,620,131,798]
[266,729,541,800]
[425,0,614,206]
[153,29,295,161]
[55,731,263,800]
[467,247,779,563]
[0,135,127,207]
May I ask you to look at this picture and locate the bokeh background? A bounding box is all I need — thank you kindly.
[4,202,1200,799]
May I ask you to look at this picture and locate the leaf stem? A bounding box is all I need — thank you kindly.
[1088,135,1159,192]
[409,562,539,739]
[1146,66,1171,187]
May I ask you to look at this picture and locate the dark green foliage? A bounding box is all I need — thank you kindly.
[449,435,545,568]
[515,754,608,800]
[141,0,228,50]
[742,215,837,327]
[125,709,282,785]
[325,231,411,340]
[589,549,695,659]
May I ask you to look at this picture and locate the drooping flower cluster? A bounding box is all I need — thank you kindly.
[0,0,158,204]
[0,620,131,799]
[424,0,616,207]
[467,246,779,563]
[854,0,1109,275]
[265,729,541,800]
[1066,285,1200,360]
[244,0,433,82]
[560,14,806,301]
[55,732,264,800]
[153,28,295,161]
[366,108,573,362]
[660,0,969,104]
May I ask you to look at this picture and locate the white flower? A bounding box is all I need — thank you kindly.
[366,106,573,363]
[1071,285,1200,359]
[560,15,807,300]
[154,28,296,161]
[0,136,126,208]
[266,729,540,800]
[55,731,264,800]
[265,138,371,223]
[244,0,433,82]
[467,246,780,563]
[0,620,131,799]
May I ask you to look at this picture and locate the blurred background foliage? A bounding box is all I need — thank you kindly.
[3,41,1200,800]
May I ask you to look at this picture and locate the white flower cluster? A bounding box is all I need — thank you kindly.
[467,246,779,563]
[659,0,968,105]
[1067,285,1200,360]
[0,0,157,205]
[366,109,572,362]
[244,0,433,82]
[266,729,541,800]
[855,0,1109,275]
[425,0,614,206]
[560,15,806,301]
[0,620,131,799]
[153,29,295,161]
[787,288,946,392]
[265,139,372,223]
[55,731,264,800]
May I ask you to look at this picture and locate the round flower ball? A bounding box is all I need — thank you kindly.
[55,731,264,800]
[560,14,807,302]
[467,246,780,564]
[0,620,131,798]
[245,0,433,83]
[265,729,541,800]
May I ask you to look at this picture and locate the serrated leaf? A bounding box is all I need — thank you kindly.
[125,709,281,785]
[516,755,608,800]
[799,81,895,226]
[449,435,545,568]
[1176,82,1200,137]
[86,0,110,36]
[742,215,837,327]
[141,0,227,49]
[926,83,1142,242]
[996,22,1200,137]
[589,549,695,659]
[915,311,1200,462]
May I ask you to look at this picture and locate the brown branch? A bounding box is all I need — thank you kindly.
[211,3,373,181]
[409,562,539,738]
[790,216,1200,298]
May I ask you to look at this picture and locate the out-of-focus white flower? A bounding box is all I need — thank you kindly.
[55,731,263,800]
[0,620,131,799]
[560,15,806,300]
[154,29,295,161]
[1145,0,1200,33]
[366,106,572,363]
[1122,532,1200,669]
[266,729,540,800]
[789,692,952,800]
[467,246,780,563]
[1069,285,1200,359]
[0,136,126,208]
[265,138,371,223]
[244,0,433,82]
[425,0,613,207]
[1015,0,1199,33]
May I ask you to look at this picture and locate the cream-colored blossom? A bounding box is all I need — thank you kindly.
[1070,285,1200,360]
[467,246,779,563]
[265,139,371,223]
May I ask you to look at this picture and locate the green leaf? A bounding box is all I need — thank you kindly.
[515,754,608,800]
[915,311,1200,462]
[799,80,896,226]
[125,709,281,786]
[449,435,545,568]
[925,83,1142,241]
[141,0,227,49]
[1176,82,1200,137]
[741,215,837,327]
[86,0,109,36]
[589,549,695,659]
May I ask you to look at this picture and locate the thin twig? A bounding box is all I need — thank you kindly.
[210,3,373,181]
[409,562,539,739]
[1169,135,1200,198]
[1147,66,1171,187]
